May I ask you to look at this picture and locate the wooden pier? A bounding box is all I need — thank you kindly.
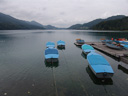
[74,42,84,46]
[74,42,128,64]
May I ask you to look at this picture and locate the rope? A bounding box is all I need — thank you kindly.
[51,59,58,96]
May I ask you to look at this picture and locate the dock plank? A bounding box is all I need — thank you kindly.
[77,42,128,64]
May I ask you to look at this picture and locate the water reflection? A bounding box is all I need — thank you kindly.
[75,45,81,49]
[32,31,54,34]
[57,46,65,50]
[118,64,128,74]
[45,61,59,68]
[86,66,113,85]
[0,34,16,40]
[71,31,128,42]
[81,52,87,59]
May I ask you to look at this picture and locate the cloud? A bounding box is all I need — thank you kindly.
[0,0,128,28]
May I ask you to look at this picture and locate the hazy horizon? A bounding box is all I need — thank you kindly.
[0,0,128,28]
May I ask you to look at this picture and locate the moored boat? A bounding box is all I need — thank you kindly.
[46,42,55,48]
[87,52,114,78]
[44,48,59,62]
[82,44,95,54]
[121,44,128,49]
[76,39,85,44]
[101,38,113,44]
[57,40,65,48]
[106,42,124,50]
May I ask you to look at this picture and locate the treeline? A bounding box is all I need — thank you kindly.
[68,15,127,30]
[91,17,128,30]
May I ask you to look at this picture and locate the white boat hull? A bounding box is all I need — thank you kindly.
[88,64,114,78]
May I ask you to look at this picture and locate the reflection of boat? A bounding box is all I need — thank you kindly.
[46,42,55,48]
[76,39,85,44]
[45,61,59,68]
[44,48,59,62]
[81,44,95,54]
[57,40,65,49]
[118,64,128,74]
[87,52,114,78]
[106,42,124,50]
[86,66,113,85]
[57,46,65,50]
[81,52,87,59]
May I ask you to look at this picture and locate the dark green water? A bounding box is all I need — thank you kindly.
[0,30,128,96]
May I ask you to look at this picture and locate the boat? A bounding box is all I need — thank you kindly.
[46,42,55,48]
[57,40,65,48]
[76,39,85,44]
[121,44,128,49]
[118,41,128,45]
[81,44,95,54]
[114,38,128,44]
[87,52,114,78]
[101,39,113,44]
[106,42,124,50]
[44,48,59,62]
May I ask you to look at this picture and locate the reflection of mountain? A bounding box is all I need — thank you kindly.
[86,66,113,85]
[45,61,59,68]
[118,64,128,74]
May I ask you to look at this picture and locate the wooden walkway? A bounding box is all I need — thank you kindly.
[74,42,128,64]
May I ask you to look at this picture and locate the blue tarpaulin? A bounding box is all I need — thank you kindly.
[57,40,65,45]
[45,48,59,59]
[82,44,95,53]
[46,42,55,48]
[82,44,94,50]
[87,52,114,73]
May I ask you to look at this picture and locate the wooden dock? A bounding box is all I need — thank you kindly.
[74,42,84,46]
[74,42,128,64]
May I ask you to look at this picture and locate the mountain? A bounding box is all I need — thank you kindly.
[91,17,128,30]
[28,21,44,27]
[43,25,58,29]
[0,12,44,30]
[68,15,126,30]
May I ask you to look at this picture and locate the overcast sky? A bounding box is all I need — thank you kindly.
[0,0,128,28]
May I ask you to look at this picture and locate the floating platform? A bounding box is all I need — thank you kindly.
[77,42,128,64]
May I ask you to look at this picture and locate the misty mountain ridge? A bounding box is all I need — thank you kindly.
[69,15,126,30]
[0,12,58,30]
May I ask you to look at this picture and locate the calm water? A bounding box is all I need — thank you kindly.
[0,30,128,96]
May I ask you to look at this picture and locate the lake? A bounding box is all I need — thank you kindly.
[0,30,128,96]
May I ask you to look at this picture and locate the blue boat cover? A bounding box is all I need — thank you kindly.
[77,40,85,43]
[45,48,59,59]
[87,52,114,73]
[121,44,128,49]
[82,44,95,53]
[121,41,128,45]
[82,44,94,50]
[102,40,112,43]
[46,42,55,48]
[57,40,65,45]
